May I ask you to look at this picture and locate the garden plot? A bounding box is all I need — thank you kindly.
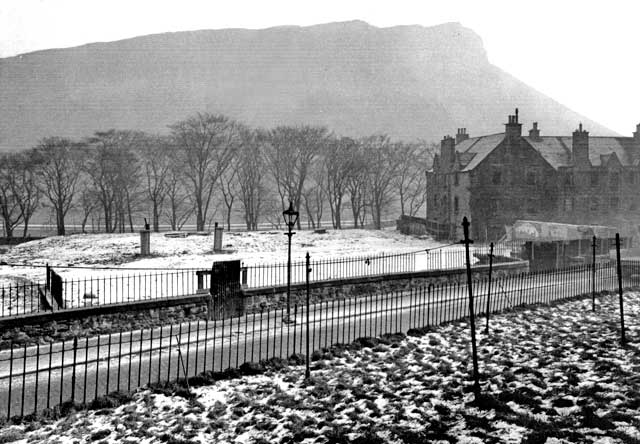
[3,292,640,443]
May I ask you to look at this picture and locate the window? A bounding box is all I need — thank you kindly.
[563,197,573,212]
[454,196,459,213]
[492,171,501,185]
[564,173,573,187]
[454,173,459,186]
[627,171,636,185]
[525,168,538,185]
[527,199,537,214]
[610,173,620,190]
[590,172,599,187]
[590,197,599,213]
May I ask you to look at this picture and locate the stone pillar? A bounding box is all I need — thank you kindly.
[213,222,224,252]
[140,230,151,256]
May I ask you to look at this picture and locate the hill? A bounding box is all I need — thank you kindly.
[0,20,615,151]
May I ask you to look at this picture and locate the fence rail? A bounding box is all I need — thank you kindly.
[0,260,637,419]
[0,242,523,317]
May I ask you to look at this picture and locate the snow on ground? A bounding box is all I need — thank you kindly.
[0,229,446,288]
[4,293,640,443]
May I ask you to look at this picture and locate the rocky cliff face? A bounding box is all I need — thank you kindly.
[0,20,613,151]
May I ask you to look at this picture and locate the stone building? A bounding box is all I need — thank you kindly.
[426,109,640,241]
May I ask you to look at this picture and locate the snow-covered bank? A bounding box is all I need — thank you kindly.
[3,292,640,443]
[0,229,444,288]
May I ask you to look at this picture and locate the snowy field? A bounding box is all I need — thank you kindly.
[0,230,495,314]
[2,293,640,443]
[0,229,445,283]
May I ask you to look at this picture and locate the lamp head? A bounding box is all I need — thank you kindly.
[282,200,299,227]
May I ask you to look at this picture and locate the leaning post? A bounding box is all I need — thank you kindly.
[484,242,494,334]
[305,252,311,379]
[591,235,597,311]
[616,233,626,344]
[461,217,481,396]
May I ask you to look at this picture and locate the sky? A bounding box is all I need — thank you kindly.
[1,0,639,135]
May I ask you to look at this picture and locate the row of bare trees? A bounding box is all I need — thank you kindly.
[0,112,434,238]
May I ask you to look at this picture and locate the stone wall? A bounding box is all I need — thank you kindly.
[243,260,529,312]
[0,295,213,349]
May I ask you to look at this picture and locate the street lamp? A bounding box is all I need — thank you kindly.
[282,200,299,323]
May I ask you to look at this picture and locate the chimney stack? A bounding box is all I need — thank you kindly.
[455,128,469,144]
[633,123,640,143]
[440,135,456,166]
[528,122,541,140]
[572,123,590,167]
[505,108,522,142]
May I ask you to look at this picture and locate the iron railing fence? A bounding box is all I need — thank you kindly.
[0,241,525,318]
[0,261,637,419]
[242,241,523,288]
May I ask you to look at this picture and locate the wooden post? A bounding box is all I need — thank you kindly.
[461,217,481,397]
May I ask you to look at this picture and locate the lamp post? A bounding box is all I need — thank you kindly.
[283,200,299,323]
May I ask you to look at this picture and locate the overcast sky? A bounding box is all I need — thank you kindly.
[1,0,638,135]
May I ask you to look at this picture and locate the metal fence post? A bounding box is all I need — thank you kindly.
[616,233,626,344]
[485,242,494,334]
[71,336,78,403]
[592,236,597,311]
[305,252,311,379]
[461,217,481,397]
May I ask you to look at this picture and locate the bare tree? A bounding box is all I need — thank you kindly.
[236,130,267,231]
[264,125,328,229]
[164,162,193,231]
[394,141,433,217]
[84,130,141,233]
[346,144,369,228]
[302,163,325,229]
[219,166,238,231]
[79,187,100,233]
[32,137,85,235]
[0,154,23,238]
[0,152,41,237]
[138,134,172,232]
[324,136,358,229]
[362,135,401,229]
[169,113,239,231]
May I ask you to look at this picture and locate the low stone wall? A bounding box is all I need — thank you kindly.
[0,295,213,349]
[0,260,528,348]
[244,260,529,312]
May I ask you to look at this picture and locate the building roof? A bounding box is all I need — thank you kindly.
[454,133,505,172]
[525,136,635,168]
[452,133,638,172]
[509,220,618,242]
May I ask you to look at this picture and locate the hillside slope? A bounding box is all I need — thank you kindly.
[0,20,615,151]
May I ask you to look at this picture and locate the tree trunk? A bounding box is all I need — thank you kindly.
[56,207,66,236]
[196,205,204,232]
[3,220,13,238]
[153,203,160,232]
